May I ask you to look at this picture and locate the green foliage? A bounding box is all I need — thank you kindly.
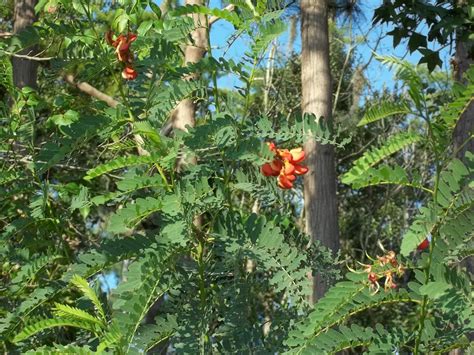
[373,0,474,71]
[0,0,472,354]
[357,100,411,126]
[13,318,98,343]
[341,132,421,186]
[441,66,474,127]
[322,58,473,354]
[285,273,417,353]
[400,153,474,257]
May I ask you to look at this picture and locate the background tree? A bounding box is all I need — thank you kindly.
[12,0,38,88]
[301,0,339,301]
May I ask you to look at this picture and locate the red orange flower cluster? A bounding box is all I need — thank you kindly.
[261,142,308,189]
[105,31,138,80]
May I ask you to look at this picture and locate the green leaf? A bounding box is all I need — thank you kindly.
[408,32,427,53]
[149,1,162,18]
[418,282,450,299]
[13,318,97,343]
[107,197,163,233]
[342,132,421,186]
[53,303,105,327]
[48,110,80,127]
[70,275,106,323]
[113,9,129,33]
[84,155,160,180]
[357,101,411,126]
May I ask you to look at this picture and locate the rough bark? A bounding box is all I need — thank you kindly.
[453,39,474,160]
[12,0,38,89]
[301,0,339,302]
[171,0,208,133]
[449,13,473,355]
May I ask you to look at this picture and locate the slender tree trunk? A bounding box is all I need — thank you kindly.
[453,39,473,160]
[12,0,38,89]
[171,0,208,133]
[449,14,473,355]
[453,27,473,278]
[301,0,339,302]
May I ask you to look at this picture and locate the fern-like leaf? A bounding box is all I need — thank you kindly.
[84,155,161,180]
[357,101,411,126]
[400,154,473,256]
[285,272,417,352]
[53,303,105,327]
[342,132,421,186]
[13,318,98,343]
[70,275,106,323]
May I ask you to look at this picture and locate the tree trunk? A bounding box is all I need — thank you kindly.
[301,0,339,302]
[12,0,38,89]
[171,0,208,133]
[449,18,473,355]
[453,39,473,160]
[453,27,473,279]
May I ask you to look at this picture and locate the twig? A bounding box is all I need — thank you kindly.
[208,4,235,26]
[3,50,54,61]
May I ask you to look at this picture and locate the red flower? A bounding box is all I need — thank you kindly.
[261,142,308,189]
[417,238,430,251]
[368,272,378,283]
[106,31,138,80]
[122,66,138,80]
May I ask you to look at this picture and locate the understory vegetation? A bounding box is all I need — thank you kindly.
[0,0,473,353]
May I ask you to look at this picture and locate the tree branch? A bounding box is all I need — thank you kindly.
[208,4,235,26]
[4,51,54,61]
[64,74,119,107]
[64,74,149,156]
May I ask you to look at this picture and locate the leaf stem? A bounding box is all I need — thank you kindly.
[414,106,442,355]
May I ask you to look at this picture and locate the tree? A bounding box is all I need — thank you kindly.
[301,0,339,300]
[171,0,207,134]
[11,0,38,88]
[453,4,473,163]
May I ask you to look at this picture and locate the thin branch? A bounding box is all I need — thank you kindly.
[0,32,13,38]
[3,50,54,61]
[64,74,119,108]
[64,74,149,156]
[208,4,235,26]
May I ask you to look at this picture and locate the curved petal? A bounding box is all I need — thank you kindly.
[417,238,429,251]
[290,148,305,163]
[283,161,295,175]
[277,149,291,160]
[261,163,279,176]
[270,159,283,173]
[122,66,138,80]
[294,164,308,175]
[278,174,293,189]
[105,31,115,46]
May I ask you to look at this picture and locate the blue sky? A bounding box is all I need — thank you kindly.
[207,0,453,95]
